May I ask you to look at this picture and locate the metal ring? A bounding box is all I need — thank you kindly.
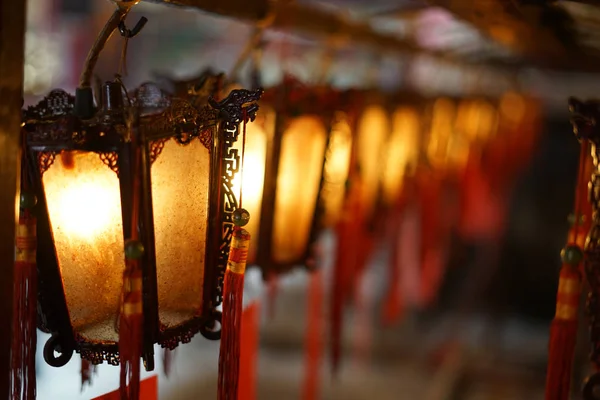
[43,334,73,367]
[199,310,222,341]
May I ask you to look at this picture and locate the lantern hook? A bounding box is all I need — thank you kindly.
[199,310,222,341]
[118,16,148,38]
[42,333,74,368]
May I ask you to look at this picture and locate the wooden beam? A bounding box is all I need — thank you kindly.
[0,0,26,397]
[425,0,600,71]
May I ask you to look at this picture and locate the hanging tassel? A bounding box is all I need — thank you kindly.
[266,274,279,320]
[11,207,37,400]
[81,358,96,390]
[11,134,38,400]
[218,227,251,400]
[119,111,145,400]
[302,269,324,400]
[119,246,144,400]
[238,301,260,400]
[162,348,174,378]
[545,140,590,400]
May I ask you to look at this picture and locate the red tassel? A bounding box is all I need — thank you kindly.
[218,228,251,400]
[545,140,590,400]
[303,269,324,400]
[545,264,581,400]
[330,179,362,375]
[162,348,174,378]
[119,264,143,400]
[239,302,260,400]
[81,358,96,390]
[266,274,279,320]
[11,212,37,400]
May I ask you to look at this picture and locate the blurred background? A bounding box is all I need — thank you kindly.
[24,0,600,398]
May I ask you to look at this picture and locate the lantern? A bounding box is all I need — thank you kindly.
[381,104,422,207]
[247,78,349,275]
[22,79,262,369]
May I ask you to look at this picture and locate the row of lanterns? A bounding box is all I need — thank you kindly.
[10,4,539,399]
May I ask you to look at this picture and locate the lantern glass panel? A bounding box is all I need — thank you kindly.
[427,98,456,169]
[232,108,273,263]
[272,116,327,265]
[43,150,124,342]
[151,138,210,328]
[356,105,388,215]
[321,112,352,227]
[383,107,420,205]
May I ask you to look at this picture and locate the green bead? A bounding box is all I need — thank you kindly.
[124,240,144,260]
[20,192,37,210]
[232,208,250,227]
[561,245,583,265]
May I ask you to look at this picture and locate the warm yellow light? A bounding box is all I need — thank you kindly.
[231,108,273,263]
[383,107,420,205]
[272,116,327,265]
[356,105,389,217]
[321,112,353,227]
[151,138,210,329]
[43,151,124,342]
[427,98,455,169]
[499,91,526,127]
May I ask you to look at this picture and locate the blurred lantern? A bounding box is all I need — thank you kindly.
[382,105,421,207]
[21,71,261,381]
[426,97,456,171]
[249,77,348,275]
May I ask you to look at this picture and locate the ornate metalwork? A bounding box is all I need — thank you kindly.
[23,89,75,121]
[99,152,119,174]
[37,152,57,175]
[569,98,600,378]
[149,138,168,164]
[208,88,263,305]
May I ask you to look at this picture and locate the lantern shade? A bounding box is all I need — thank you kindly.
[382,107,420,206]
[356,105,389,218]
[427,98,456,169]
[151,138,210,329]
[272,116,328,265]
[321,112,353,227]
[43,150,124,343]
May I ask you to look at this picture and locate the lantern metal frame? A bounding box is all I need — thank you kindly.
[22,80,262,369]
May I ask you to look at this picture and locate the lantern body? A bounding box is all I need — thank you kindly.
[254,83,345,275]
[23,83,263,367]
[355,104,389,219]
[321,111,353,227]
[271,115,328,265]
[382,107,420,206]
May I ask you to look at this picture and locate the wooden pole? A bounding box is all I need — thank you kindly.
[0,0,27,397]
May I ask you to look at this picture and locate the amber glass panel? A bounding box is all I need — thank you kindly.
[272,116,327,265]
[232,108,273,263]
[427,98,456,169]
[356,105,389,216]
[43,151,124,343]
[151,138,210,329]
[383,107,420,205]
[321,112,352,227]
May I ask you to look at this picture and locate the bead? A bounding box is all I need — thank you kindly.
[232,208,250,227]
[568,213,585,226]
[124,239,144,260]
[561,245,583,265]
[20,192,37,210]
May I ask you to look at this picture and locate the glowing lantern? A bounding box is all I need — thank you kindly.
[22,80,262,369]
[355,101,390,221]
[382,105,421,206]
[251,79,350,275]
